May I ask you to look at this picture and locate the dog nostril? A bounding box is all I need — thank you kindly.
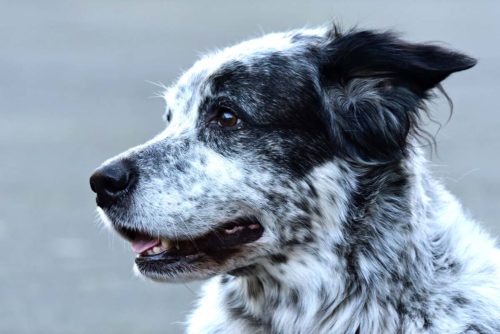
[89,160,135,207]
[102,171,130,193]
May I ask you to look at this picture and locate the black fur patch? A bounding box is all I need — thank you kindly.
[199,52,336,177]
[317,30,476,162]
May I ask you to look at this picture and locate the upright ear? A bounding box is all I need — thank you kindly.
[318,29,476,162]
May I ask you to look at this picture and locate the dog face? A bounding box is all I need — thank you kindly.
[90,27,475,282]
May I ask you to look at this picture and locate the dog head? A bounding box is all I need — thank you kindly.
[90,26,475,282]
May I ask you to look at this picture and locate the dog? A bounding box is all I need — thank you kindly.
[90,25,500,333]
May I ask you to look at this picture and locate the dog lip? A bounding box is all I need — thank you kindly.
[135,249,203,264]
[140,216,263,258]
[130,216,264,276]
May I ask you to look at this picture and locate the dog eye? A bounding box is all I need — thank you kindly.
[215,107,240,128]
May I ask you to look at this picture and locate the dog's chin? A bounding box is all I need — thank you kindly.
[114,216,265,282]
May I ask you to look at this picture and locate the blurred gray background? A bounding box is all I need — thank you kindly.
[1,1,498,333]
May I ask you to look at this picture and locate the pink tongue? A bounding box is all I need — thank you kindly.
[131,237,160,254]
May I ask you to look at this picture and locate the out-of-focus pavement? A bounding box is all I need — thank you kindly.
[0,1,498,333]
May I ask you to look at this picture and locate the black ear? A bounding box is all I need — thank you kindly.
[318,29,476,162]
[320,30,476,91]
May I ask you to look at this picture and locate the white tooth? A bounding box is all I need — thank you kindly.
[161,239,171,250]
[225,227,238,234]
[152,246,161,254]
[225,226,244,234]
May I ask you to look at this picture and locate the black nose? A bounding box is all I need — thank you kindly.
[89,160,135,208]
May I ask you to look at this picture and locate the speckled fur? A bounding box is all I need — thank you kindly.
[95,26,500,333]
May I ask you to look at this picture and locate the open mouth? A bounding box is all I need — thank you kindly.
[114,216,264,278]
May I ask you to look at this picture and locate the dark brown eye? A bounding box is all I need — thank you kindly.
[216,107,240,128]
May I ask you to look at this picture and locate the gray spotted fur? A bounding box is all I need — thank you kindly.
[95,26,500,333]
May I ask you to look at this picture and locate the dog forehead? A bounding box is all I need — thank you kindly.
[166,27,327,100]
[159,28,327,138]
[185,28,325,80]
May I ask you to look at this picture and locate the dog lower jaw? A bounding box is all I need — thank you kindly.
[134,252,261,283]
[134,254,209,283]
